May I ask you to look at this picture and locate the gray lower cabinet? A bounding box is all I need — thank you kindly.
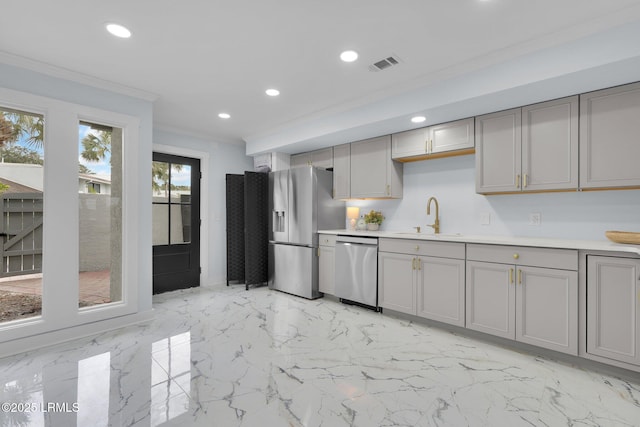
[416,255,465,327]
[580,82,640,189]
[476,96,579,194]
[350,135,402,198]
[586,255,640,366]
[318,234,336,295]
[466,244,578,355]
[378,239,465,326]
[379,251,415,314]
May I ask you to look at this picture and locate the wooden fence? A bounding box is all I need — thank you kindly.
[0,193,43,277]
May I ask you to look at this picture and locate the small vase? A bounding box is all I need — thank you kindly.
[366,223,379,231]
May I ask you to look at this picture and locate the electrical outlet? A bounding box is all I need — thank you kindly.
[480,212,491,225]
[529,212,541,226]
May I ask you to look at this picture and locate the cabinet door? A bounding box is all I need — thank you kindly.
[580,82,640,189]
[332,143,350,199]
[290,153,309,168]
[311,147,333,169]
[466,261,515,339]
[391,127,429,159]
[430,118,475,154]
[516,266,578,355]
[351,135,399,198]
[318,245,335,294]
[522,96,578,191]
[417,256,465,327]
[587,256,640,366]
[475,108,522,194]
[379,252,416,315]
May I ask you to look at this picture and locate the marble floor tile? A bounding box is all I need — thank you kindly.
[1,284,639,426]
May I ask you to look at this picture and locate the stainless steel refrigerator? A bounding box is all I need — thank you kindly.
[268,166,345,299]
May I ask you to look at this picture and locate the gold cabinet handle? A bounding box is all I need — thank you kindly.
[516,174,521,189]
[415,245,420,251]
[518,269,522,284]
[513,253,519,260]
[418,258,421,270]
[425,139,429,154]
[510,268,514,284]
[412,257,416,270]
[429,139,433,153]
[523,174,528,188]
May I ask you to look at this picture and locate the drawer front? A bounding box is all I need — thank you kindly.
[379,238,465,259]
[319,234,337,247]
[467,244,577,270]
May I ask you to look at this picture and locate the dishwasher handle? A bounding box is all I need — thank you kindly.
[336,235,378,246]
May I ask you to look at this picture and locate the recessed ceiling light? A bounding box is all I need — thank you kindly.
[105,23,132,38]
[218,113,230,119]
[340,50,359,63]
[411,116,426,123]
[265,89,280,97]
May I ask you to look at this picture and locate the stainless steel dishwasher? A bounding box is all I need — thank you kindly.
[334,235,379,310]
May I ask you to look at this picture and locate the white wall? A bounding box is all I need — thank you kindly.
[153,129,254,285]
[0,163,44,190]
[348,155,640,241]
[0,62,154,355]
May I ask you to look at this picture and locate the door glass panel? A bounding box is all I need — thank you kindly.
[153,161,192,246]
[170,204,191,244]
[0,107,44,324]
[152,161,169,246]
[171,164,191,198]
[78,122,122,307]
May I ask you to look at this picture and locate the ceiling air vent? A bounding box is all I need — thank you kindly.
[369,55,402,72]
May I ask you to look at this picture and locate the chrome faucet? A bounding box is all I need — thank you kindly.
[426,196,440,234]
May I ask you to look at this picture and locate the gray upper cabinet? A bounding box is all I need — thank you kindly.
[476,96,578,194]
[475,108,522,193]
[580,82,640,189]
[332,143,350,199]
[350,135,402,199]
[430,117,475,155]
[522,96,579,191]
[586,255,640,366]
[392,118,474,162]
[391,127,428,159]
[289,152,308,169]
[290,147,334,169]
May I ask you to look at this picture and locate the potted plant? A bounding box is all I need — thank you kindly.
[363,210,384,231]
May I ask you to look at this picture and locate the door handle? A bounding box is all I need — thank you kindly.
[510,268,514,284]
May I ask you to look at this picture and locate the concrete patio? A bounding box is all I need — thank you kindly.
[0,270,111,305]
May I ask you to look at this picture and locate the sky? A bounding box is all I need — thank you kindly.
[7,113,191,187]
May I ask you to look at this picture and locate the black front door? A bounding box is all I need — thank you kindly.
[152,152,200,294]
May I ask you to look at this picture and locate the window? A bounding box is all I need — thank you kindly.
[78,122,122,307]
[87,182,101,194]
[0,107,44,324]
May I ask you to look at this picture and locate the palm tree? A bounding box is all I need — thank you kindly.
[80,130,111,162]
[0,111,43,148]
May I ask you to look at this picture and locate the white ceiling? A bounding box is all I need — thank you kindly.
[2,0,640,156]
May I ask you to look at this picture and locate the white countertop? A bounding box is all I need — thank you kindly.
[318,229,640,256]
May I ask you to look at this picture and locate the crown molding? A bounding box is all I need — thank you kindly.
[0,51,159,102]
